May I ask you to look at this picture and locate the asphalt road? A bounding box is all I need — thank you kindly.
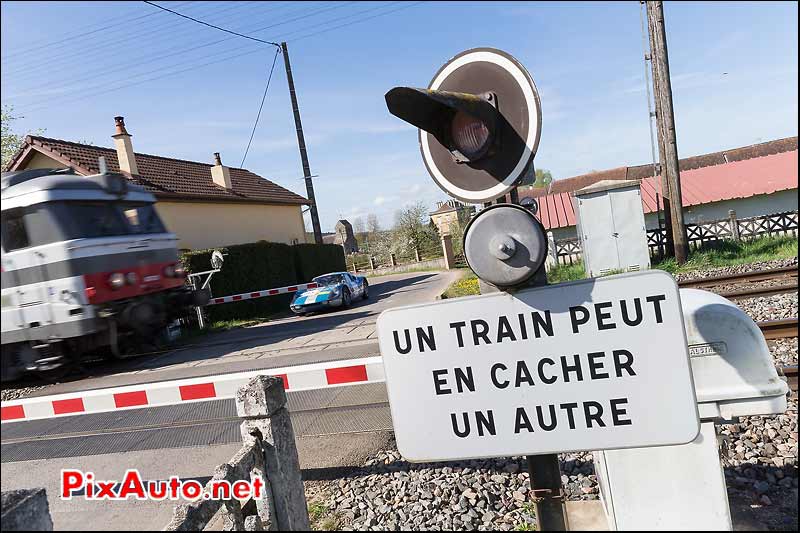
[0,270,460,530]
[19,269,461,396]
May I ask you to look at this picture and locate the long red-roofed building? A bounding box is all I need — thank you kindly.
[517,137,798,240]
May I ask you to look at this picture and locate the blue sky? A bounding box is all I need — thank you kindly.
[2,1,797,232]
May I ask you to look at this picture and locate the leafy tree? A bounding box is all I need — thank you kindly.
[533,168,553,188]
[2,105,24,169]
[392,202,439,258]
[1,105,45,169]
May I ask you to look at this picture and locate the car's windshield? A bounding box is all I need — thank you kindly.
[313,274,344,286]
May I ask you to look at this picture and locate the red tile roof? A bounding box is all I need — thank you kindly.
[524,136,797,198]
[6,136,309,206]
[528,150,798,231]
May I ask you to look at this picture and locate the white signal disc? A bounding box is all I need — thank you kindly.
[420,49,542,203]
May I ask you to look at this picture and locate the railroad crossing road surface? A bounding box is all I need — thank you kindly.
[1,270,460,531]
[22,270,461,396]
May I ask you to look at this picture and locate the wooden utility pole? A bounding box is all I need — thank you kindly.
[646,1,688,263]
[282,41,323,244]
[644,1,674,258]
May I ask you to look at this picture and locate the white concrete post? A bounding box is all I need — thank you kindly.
[237,376,310,531]
[728,210,740,241]
[441,234,455,270]
[546,231,558,269]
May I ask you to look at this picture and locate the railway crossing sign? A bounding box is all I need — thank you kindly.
[385,47,542,203]
[377,270,700,462]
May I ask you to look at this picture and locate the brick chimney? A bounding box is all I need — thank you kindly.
[210,152,232,189]
[111,116,138,175]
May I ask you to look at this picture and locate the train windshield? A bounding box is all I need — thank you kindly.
[56,201,166,238]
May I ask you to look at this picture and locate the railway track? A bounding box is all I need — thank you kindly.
[716,281,798,301]
[758,317,799,340]
[781,365,798,393]
[678,265,797,289]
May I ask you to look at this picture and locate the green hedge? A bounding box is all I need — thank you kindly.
[293,243,346,282]
[182,241,345,322]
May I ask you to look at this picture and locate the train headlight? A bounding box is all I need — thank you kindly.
[108,272,126,290]
[174,264,186,277]
[163,265,176,277]
[125,272,138,285]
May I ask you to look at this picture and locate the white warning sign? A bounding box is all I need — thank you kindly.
[377,270,699,462]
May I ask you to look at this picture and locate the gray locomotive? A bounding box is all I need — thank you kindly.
[1,168,207,381]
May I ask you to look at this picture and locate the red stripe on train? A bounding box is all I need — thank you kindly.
[83,261,185,305]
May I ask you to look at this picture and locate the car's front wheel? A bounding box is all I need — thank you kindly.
[362,281,369,300]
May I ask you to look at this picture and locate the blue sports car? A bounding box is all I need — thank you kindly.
[290,272,369,315]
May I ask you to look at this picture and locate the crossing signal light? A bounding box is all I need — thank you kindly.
[385,48,542,204]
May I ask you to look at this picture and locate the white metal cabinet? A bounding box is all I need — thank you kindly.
[594,289,789,530]
[573,179,650,277]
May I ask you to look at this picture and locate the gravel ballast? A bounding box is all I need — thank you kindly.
[309,337,798,532]
[672,257,798,283]
[735,292,798,323]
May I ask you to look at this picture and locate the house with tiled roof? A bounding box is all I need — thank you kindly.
[518,137,798,240]
[430,199,476,236]
[4,116,310,250]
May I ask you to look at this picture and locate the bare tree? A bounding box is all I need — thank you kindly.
[353,217,366,235]
[367,213,381,234]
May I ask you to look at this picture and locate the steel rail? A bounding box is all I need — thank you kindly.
[758,318,799,340]
[718,282,798,301]
[678,265,798,289]
[780,365,798,393]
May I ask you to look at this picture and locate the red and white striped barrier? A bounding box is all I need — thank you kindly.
[0,356,383,424]
[207,282,319,306]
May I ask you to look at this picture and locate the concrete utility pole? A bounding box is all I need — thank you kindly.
[646,1,688,263]
[282,41,323,244]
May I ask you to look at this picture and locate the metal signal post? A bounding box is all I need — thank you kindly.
[386,47,568,530]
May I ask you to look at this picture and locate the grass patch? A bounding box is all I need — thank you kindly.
[653,235,797,274]
[209,316,280,331]
[543,235,797,282]
[546,262,586,283]
[308,501,341,531]
[441,270,480,299]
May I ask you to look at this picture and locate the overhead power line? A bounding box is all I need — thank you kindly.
[6,2,353,109]
[3,1,257,81]
[143,0,280,47]
[291,1,425,42]
[0,1,194,63]
[10,1,428,114]
[5,2,295,91]
[241,47,282,167]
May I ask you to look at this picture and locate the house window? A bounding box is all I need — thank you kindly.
[1,210,30,251]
